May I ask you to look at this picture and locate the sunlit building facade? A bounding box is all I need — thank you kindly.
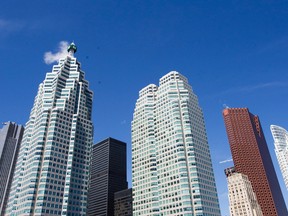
[270,125,288,190]
[132,71,221,216]
[5,43,93,215]
[225,167,263,216]
[223,108,287,216]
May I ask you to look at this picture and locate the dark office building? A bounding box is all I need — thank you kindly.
[223,108,288,216]
[0,122,24,216]
[87,137,127,216]
[114,188,132,216]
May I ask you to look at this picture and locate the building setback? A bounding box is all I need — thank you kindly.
[0,122,24,216]
[5,43,94,215]
[114,188,132,216]
[223,108,287,216]
[270,125,288,190]
[132,71,221,216]
[225,167,263,216]
[87,137,127,216]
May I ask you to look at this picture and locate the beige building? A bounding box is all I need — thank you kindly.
[225,167,263,216]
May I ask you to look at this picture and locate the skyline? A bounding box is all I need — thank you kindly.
[1,1,288,215]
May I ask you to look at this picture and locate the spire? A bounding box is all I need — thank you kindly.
[67,42,77,56]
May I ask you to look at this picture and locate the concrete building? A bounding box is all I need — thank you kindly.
[114,188,132,216]
[5,43,94,215]
[271,125,288,190]
[87,137,127,216]
[0,122,24,216]
[132,71,221,216]
[225,167,263,216]
[223,108,287,216]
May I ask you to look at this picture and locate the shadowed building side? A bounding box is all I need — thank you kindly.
[114,188,132,216]
[87,137,127,216]
[0,122,24,216]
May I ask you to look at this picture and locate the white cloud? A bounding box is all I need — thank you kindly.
[44,41,69,64]
[219,158,233,164]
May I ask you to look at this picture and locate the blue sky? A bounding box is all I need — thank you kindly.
[1,1,288,215]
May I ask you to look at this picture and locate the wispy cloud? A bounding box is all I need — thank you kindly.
[221,82,288,95]
[252,37,288,56]
[0,19,25,32]
[219,158,233,164]
[44,41,69,64]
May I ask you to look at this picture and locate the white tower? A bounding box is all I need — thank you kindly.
[225,167,263,216]
[271,125,288,190]
[132,71,221,216]
[5,43,93,216]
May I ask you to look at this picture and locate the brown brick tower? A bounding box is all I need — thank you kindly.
[223,108,287,216]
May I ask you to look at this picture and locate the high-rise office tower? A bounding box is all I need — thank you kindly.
[114,188,132,216]
[132,71,221,216]
[223,108,287,216]
[225,167,263,216]
[0,122,24,216]
[87,137,127,216]
[271,125,288,190]
[5,43,93,216]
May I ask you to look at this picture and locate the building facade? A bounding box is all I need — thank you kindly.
[270,125,288,190]
[132,71,221,216]
[0,122,24,216]
[5,43,94,215]
[87,137,127,216]
[223,108,287,216]
[114,188,132,216]
[225,167,263,216]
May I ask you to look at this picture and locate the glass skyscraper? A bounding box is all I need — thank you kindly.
[0,122,24,216]
[132,71,221,216]
[5,43,93,216]
[270,125,288,190]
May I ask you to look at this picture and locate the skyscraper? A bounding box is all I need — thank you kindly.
[87,137,127,216]
[0,122,24,216]
[271,125,288,190]
[132,71,221,216]
[225,167,263,216]
[114,188,132,216]
[5,43,94,216]
[223,108,287,216]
